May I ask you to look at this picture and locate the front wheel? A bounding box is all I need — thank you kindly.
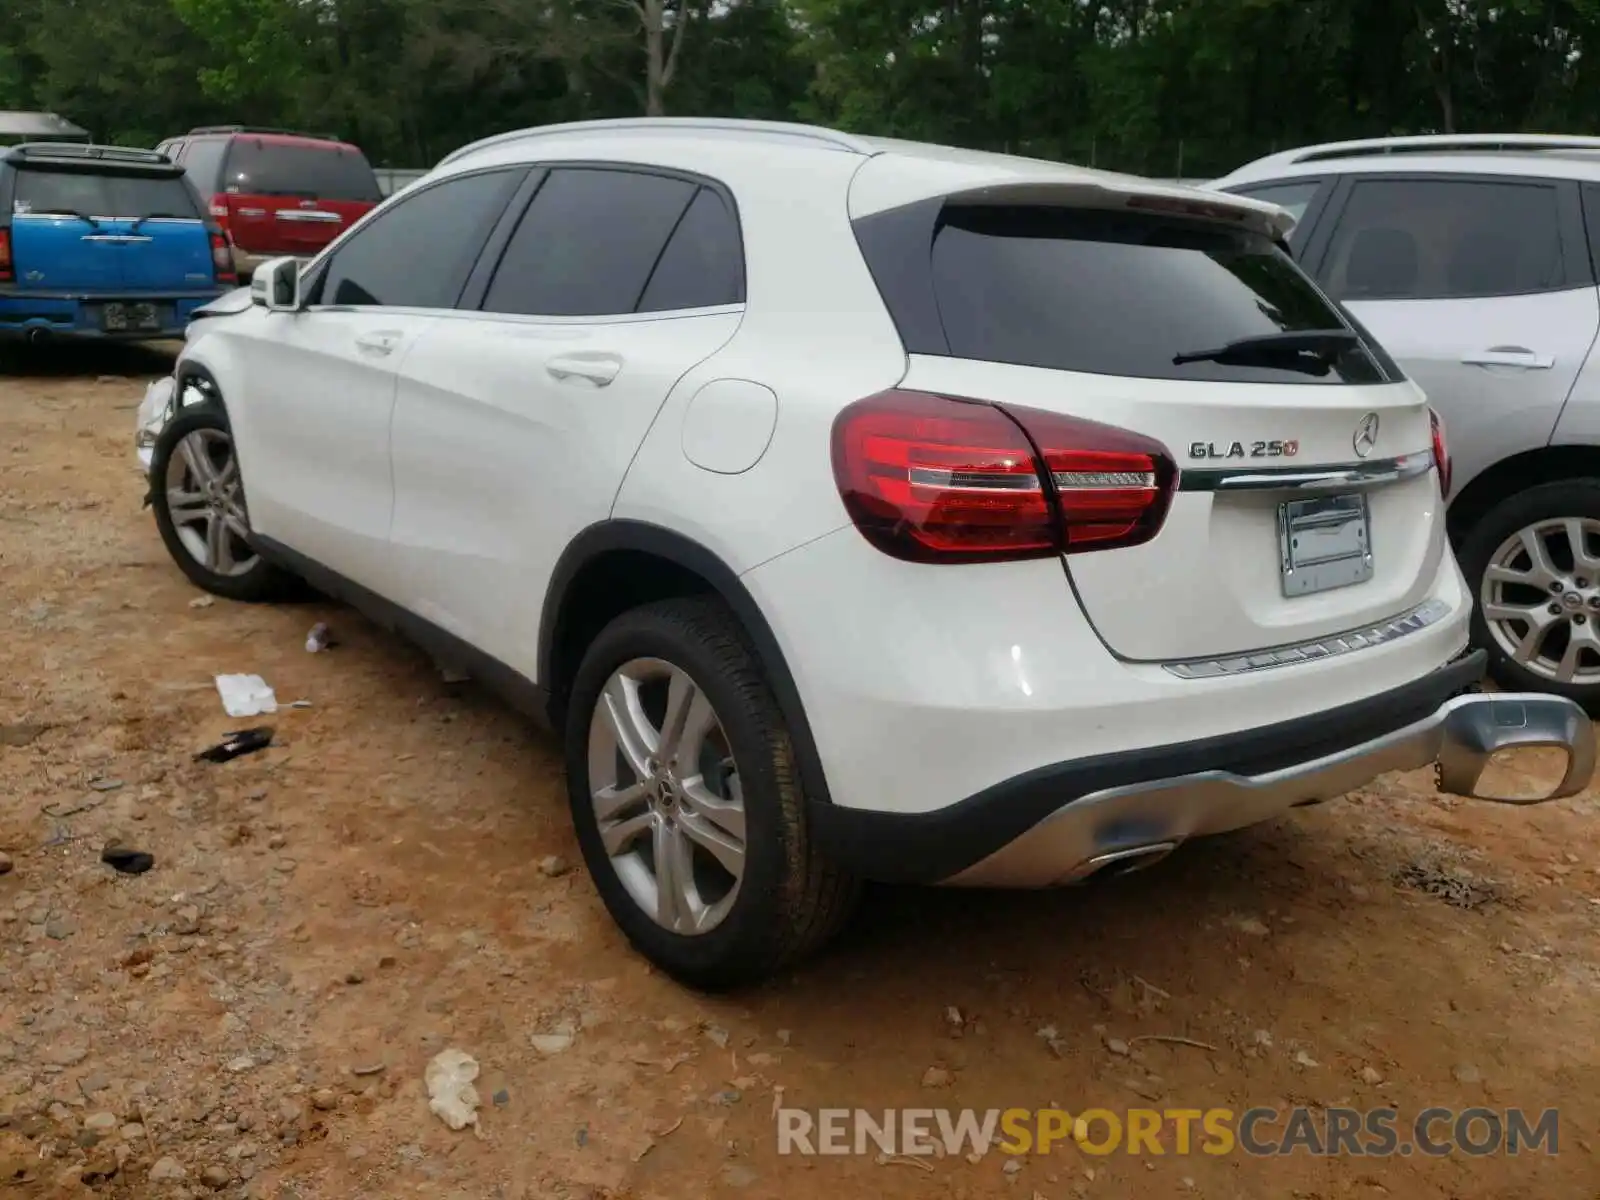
[149,402,292,602]
[1459,478,1600,713]
[564,597,857,990]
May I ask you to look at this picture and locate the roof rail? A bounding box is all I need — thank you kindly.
[5,142,170,165]
[437,117,875,169]
[187,125,342,142]
[1284,132,1600,165]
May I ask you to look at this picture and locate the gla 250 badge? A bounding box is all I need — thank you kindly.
[1188,439,1301,460]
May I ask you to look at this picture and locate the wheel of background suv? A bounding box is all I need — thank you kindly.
[564,597,858,990]
[149,402,292,602]
[1460,478,1600,713]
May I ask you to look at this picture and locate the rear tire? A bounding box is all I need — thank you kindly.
[149,402,293,603]
[1459,478,1600,714]
[564,597,858,990]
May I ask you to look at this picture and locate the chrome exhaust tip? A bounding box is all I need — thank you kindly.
[1436,692,1596,804]
[1069,841,1179,884]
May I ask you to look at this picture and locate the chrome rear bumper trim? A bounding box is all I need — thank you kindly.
[1180,451,1433,493]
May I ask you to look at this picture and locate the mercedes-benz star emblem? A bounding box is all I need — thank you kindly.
[1352,412,1380,459]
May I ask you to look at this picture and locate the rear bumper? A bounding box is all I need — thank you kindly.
[0,292,222,340]
[810,651,1597,885]
[231,247,269,279]
[231,248,314,280]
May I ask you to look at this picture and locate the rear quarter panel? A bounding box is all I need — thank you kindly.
[609,148,906,575]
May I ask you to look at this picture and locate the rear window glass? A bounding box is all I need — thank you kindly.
[12,169,200,219]
[1231,180,1322,226]
[926,205,1386,385]
[221,139,381,202]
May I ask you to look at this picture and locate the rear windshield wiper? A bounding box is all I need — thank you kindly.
[1172,329,1360,372]
[130,212,185,231]
[32,208,101,228]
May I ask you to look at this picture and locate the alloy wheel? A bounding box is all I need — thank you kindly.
[164,428,259,578]
[587,658,747,935]
[1481,517,1600,685]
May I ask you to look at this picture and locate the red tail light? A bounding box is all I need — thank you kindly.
[0,228,12,283]
[830,389,1175,563]
[1429,407,1451,500]
[210,231,237,286]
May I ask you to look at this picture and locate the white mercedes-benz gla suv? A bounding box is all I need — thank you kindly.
[137,118,1595,988]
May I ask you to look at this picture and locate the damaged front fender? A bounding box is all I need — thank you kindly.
[135,372,220,477]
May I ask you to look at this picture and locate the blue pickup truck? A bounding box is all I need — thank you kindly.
[0,142,235,343]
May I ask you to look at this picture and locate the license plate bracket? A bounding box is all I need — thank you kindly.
[101,303,161,333]
[1278,493,1373,597]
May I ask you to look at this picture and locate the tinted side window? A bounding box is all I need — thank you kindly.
[1583,184,1600,278]
[482,168,696,317]
[180,139,228,200]
[1320,177,1564,301]
[1232,180,1322,226]
[320,170,520,309]
[923,205,1384,385]
[637,187,745,312]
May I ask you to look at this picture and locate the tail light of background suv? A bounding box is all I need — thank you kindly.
[209,231,237,287]
[830,389,1176,563]
[1429,406,1452,500]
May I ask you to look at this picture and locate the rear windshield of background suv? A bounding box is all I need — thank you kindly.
[929,205,1386,385]
[221,139,381,202]
[13,169,200,219]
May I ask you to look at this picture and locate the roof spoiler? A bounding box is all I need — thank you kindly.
[187,125,343,142]
[3,143,181,174]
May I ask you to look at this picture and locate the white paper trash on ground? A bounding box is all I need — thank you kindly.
[215,674,278,717]
[425,1048,481,1131]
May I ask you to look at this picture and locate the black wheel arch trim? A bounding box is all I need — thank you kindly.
[539,520,836,807]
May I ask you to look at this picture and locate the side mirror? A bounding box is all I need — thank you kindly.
[251,256,302,312]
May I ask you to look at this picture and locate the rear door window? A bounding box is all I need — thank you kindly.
[12,170,201,219]
[221,138,381,202]
[636,187,745,312]
[1229,180,1323,226]
[179,138,228,201]
[317,169,520,309]
[924,204,1385,385]
[1318,177,1565,300]
[481,167,698,317]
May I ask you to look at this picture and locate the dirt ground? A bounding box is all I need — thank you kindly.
[1,343,1598,1200]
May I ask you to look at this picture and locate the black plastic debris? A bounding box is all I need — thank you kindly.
[194,727,274,764]
[101,842,154,875]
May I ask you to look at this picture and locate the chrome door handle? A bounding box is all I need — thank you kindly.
[546,353,622,386]
[354,332,400,356]
[1461,346,1554,370]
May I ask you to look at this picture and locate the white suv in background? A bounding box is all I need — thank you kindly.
[138,119,1593,989]
[1213,134,1600,711]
